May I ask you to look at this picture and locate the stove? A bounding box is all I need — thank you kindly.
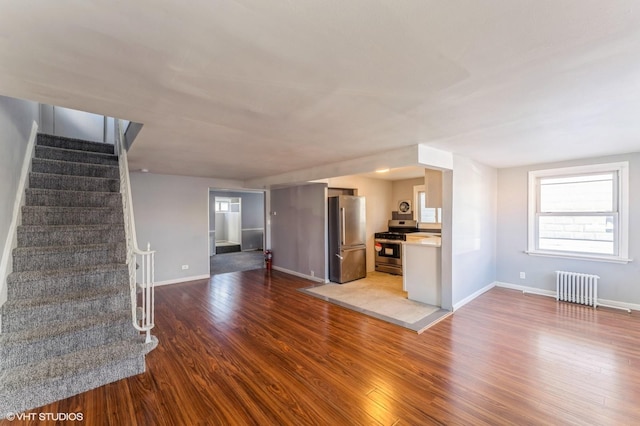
[374,220,419,241]
[374,220,419,275]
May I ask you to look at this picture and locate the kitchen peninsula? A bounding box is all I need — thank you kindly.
[402,234,441,306]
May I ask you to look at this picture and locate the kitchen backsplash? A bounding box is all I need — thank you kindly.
[391,211,413,220]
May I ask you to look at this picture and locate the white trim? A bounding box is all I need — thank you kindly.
[495,281,555,297]
[0,121,38,316]
[527,161,629,261]
[598,297,640,313]
[413,185,424,222]
[524,250,632,264]
[495,281,640,312]
[272,266,325,283]
[154,274,211,287]
[452,281,496,311]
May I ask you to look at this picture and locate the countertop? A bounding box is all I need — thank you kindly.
[403,236,441,247]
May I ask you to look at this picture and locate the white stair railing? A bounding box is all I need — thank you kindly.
[115,119,155,343]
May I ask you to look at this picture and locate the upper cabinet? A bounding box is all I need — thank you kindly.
[424,169,443,208]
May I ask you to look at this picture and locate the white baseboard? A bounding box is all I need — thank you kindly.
[452,281,496,311]
[272,266,325,283]
[597,298,640,312]
[495,281,640,312]
[495,281,555,297]
[154,274,211,287]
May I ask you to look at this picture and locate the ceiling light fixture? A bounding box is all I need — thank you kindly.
[375,168,390,173]
[140,168,149,173]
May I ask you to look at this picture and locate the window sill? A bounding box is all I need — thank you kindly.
[525,250,632,264]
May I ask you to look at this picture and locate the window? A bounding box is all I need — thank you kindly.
[527,162,629,262]
[215,201,229,212]
[413,185,441,224]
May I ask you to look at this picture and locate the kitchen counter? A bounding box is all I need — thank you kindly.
[402,238,441,305]
[403,235,441,247]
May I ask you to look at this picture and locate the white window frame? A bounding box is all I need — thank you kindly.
[413,185,442,227]
[527,161,630,263]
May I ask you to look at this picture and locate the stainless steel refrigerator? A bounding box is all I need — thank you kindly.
[328,195,366,283]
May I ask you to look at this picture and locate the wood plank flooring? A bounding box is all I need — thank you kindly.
[4,269,640,425]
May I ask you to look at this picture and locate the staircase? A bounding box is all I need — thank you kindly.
[0,134,157,415]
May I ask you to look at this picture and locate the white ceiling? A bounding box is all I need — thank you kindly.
[2,1,640,182]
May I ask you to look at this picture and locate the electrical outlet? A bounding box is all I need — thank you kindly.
[310,270,315,277]
[182,265,189,270]
[519,272,526,279]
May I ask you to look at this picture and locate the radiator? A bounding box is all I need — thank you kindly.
[555,271,599,308]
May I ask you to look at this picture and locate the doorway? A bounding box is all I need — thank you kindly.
[209,189,266,276]
[214,196,242,254]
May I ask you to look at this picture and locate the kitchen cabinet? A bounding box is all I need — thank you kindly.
[402,237,441,306]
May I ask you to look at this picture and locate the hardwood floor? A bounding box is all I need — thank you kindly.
[4,269,640,425]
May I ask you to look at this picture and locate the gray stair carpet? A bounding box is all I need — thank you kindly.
[0,134,157,416]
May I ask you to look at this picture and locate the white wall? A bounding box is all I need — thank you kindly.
[0,95,39,314]
[497,153,640,306]
[450,155,498,309]
[130,172,245,284]
[326,176,393,272]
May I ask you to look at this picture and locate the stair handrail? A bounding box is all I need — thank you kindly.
[115,119,155,343]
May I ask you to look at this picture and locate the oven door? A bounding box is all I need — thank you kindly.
[374,239,403,274]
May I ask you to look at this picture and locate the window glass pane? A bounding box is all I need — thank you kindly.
[215,201,230,212]
[540,173,613,213]
[417,191,439,223]
[538,215,614,254]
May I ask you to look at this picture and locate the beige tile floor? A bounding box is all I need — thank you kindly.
[302,272,448,331]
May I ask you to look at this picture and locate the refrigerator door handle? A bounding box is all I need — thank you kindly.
[340,207,346,245]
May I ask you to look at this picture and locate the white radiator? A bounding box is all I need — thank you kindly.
[555,271,599,308]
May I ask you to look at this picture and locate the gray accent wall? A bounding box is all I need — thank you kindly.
[130,172,245,283]
[0,95,38,263]
[39,105,114,144]
[270,183,327,280]
[450,155,498,309]
[497,153,640,304]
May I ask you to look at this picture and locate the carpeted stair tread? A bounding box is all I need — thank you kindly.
[35,145,118,166]
[12,242,125,272]
[13,242,124,256]
[1,287,129,334]
[21,205,123,226]
[0,339,154,415]
[0,313,135,369]
[0,324,136,371]
[29,172,119,193]
[0,336,156,390]
[17,224,125,247]
[4,285,125,309]
[6,265,129,300]
[37,133,116,154]
[25,188,122,208]
[31,157,119,178]
[7,263,128,283]
[0,311,131,346]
